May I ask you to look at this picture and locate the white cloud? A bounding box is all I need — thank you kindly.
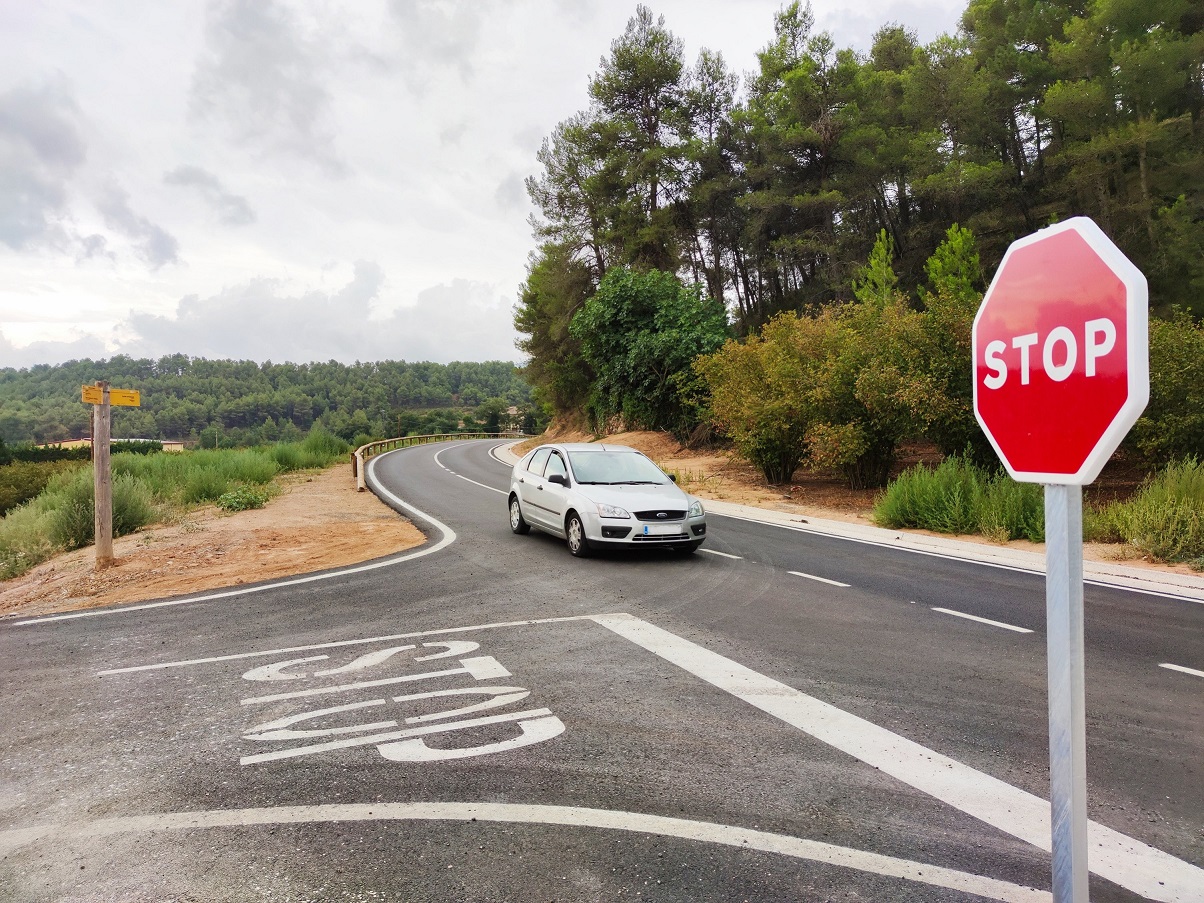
[119,262,517,364]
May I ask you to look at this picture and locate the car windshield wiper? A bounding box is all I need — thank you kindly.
[616,480,663,485]
[577,480,619,484]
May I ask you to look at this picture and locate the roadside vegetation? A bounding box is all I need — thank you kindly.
[875,457,1204,569]
[0,427,349,580]
[512,5,1202,563]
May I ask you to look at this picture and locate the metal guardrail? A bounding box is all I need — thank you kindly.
[352,431,526,491]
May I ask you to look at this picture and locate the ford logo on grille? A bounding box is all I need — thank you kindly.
[656,512,668,518]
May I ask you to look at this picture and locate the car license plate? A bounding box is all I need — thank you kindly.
[642,523,681,536]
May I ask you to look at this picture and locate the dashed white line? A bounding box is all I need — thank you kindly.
[931,607,1033,634]
[700,548,742,560]
[788,570,850,588]
[434,445,507,494]
[1160,662,1204,679]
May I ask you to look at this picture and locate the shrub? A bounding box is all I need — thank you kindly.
[45,468,156,551]
[182,468,230,504]
[1102,458,1204,565]
[0,499,57,579]
[0,461,81,517]
[301,424,350,461]
[216,485,273,512]
[873,457,984,534]
[875,457,1044,541]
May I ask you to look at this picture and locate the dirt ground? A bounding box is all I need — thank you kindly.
[0,466,425,621]
[0,434,1193,621]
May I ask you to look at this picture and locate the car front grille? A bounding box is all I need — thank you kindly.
[634,509,686,521]
[631,533,688,542]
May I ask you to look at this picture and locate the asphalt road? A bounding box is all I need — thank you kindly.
[1,439,1200,903]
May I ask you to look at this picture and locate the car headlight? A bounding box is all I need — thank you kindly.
[597,503,631,519]
[688,499,705,518]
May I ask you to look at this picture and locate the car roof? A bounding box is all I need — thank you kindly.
[550,443,638,453]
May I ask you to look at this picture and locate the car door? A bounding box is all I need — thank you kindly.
[517,447,553,528]
[538,450,572,534]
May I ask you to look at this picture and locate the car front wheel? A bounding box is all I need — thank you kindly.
[509,496,530,535]
[565,512,591,557]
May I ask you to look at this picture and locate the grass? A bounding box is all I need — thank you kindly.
[1088,458,1204,568]
[877,455,1202,567]
[873,457,1044,541]
[0,428,350,581]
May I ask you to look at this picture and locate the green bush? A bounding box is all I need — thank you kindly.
[875,457,1044,541]
[873,457,984,534]
[978,478,1044,543]
[0,461,81,516]
[0,498,58,579]
[1100,459,1204,565]
[43,468,156,551]
[216,485,273,512]
[182,468,231,504]
[301,424,350,460]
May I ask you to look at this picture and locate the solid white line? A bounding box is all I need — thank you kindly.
[588,612,1202,903]
[0,801,1050,901]
[788,570,850,588]
[931,607,1034,634]
[96,614,610,676]
[12,448,458,628]
[711,511,1204,605]
[434,445,506,495]
[699,549,742,560]
[1160,663,1204,679]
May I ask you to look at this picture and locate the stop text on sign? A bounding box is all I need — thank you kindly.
[981,318,1116,388]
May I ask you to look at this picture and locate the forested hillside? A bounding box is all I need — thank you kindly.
[516,1,1204,486]
[0,356,536,446]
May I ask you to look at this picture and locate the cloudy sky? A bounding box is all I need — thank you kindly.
[0,0,964,370]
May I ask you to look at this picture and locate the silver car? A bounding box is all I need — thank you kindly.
[508,443,707,557]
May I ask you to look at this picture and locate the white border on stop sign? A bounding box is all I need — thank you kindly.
[972,216,1149,486]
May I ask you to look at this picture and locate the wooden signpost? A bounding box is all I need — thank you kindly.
[81,381,140,569]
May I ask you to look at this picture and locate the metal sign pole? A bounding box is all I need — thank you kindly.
[1044,483,1088,903]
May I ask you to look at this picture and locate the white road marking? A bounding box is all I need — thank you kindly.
[931,607,1034,634]
[1160,663,1204,679]
[0,801,1050,902]
[699,548,742,560]
[240,656,512,706]
[712,510,1204,604]
[240,708,557,764]
[788,570,851,588]
[97,615,603,676]
[13,450,458,627]
[589,612,1203,903]
[434,445,507,495]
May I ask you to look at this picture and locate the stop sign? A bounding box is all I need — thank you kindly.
[973,217,1148,484]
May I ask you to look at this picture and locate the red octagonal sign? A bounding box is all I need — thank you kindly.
[973,217,1149,485]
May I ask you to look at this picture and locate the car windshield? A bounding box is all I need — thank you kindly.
[568,451,668,485]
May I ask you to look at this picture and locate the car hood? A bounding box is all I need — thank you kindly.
[573,482,694,513]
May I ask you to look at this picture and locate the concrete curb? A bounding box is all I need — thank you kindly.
[494,441,1204,604]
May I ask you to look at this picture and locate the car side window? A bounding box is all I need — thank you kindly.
[545,452,567,481]
[528,448,551,475]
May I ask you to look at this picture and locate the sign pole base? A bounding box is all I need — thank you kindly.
[1045,484,1088,903]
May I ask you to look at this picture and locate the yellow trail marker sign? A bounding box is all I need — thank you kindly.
[81,386,140,406]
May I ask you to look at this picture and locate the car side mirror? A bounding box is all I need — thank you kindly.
[669,474,677,483]
[548,474,568,487]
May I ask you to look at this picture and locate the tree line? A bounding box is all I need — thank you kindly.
[0,356,539,447]
[515,2,1204,486]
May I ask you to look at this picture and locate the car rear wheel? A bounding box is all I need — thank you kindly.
[509,496,530,535]
[565,512,591,557]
